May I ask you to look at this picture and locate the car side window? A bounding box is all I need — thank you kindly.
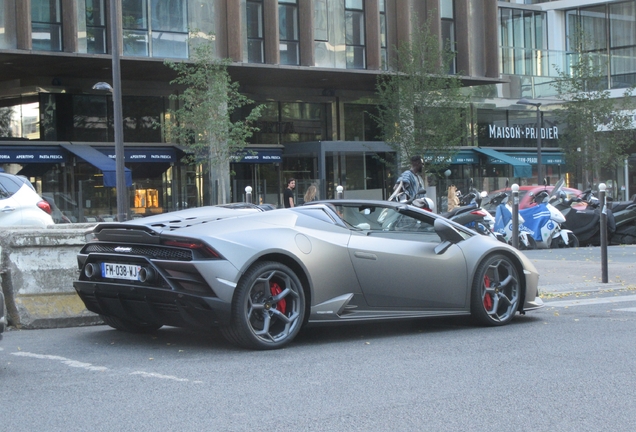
[0,177,19,199]
[338,204,440,242]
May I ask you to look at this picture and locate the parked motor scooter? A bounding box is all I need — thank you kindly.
[518,179,578,248]
[490,189,536,249]
[606,195,636,245]
[553,186,616,246]
[440,180,500,240]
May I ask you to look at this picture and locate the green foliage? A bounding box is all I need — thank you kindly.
[0,107,13,137]
[552,26,635,184]
[165,33,263,203]
[374,15,469,173]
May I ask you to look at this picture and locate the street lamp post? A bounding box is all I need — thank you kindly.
[92,0,127,221]
[517,98,542,185]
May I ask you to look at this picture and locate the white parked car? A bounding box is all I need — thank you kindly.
[0,172,54,228]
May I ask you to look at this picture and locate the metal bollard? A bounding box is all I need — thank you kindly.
[336,185,343,199]
[245,186,252,204]
[511,183,520,250]
[599,183,608,283]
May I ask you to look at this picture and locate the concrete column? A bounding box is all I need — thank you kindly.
[384,0,398,67]
[424,0,441,40]
[62,0,78,52]
[483,0,499,78]
[365,0,380,70]
[455,0,470,75]
[263,0,279,64]
[394,0,410,48]
[16,0,32,50]
[226,0,242,61]
[298,0,315,66]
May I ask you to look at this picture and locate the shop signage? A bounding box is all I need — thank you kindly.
[232,149,283,163]
[488,125,559,140]
[0,147,66,163]
[505,152,565,165]
[97,147,177,163]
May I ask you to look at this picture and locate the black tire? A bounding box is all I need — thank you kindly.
[566,232,579,248]
[517,234,536,250]
[100,314,162,333]
[470,254,521,326]
[220,261,305,350]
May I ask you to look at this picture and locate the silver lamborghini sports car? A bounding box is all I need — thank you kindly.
[73,200,543,350]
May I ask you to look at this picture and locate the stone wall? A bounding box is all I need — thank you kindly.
[0,224,102,329]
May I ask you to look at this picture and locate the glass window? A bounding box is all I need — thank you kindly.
[609,2,636,88]
[0,0,17,49]
[281,102,327,142]
[345,0,365,69]
[441,0,456,74]
[122,0,188,58]
[580,6,607,52]
[72,95,110,141]
[279,0,299,65]
[499,7,547,76]
[315,0,328,41]
[610,2,636,48]
[315,0,346,68]
[123,0,149,55]
[84,0,107,54]
[0,97,40,139]
[32,0,63,51]
[344,104,381,141]
[247,0,264,63]
[441,0,453,19]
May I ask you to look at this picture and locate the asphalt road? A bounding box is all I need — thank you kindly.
[2,272,636,430]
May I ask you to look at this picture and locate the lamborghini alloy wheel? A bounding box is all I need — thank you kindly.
[471,254,520,326]
[221,261,305,350]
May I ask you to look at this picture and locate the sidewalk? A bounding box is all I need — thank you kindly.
[521,245,636,294]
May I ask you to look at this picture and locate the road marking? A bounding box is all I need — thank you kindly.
[131,371,202,383]
[11,351,108,371]
[545,294,636,308]
[614,307,636,312]
[11,351,202,383]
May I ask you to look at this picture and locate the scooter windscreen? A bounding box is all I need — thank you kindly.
[549,178,566,199]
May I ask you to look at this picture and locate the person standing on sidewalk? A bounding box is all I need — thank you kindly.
[394,155,425,200]
[284,178,296,208]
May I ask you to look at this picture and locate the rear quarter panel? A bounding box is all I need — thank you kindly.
[183,210,361,306]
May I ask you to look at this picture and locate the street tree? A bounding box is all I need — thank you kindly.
[0,107,13,137]
[165,33,263,205]
[552,28,635,188]
[375,15,469,180]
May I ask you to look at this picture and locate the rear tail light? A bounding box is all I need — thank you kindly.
[470,209,488,217]
[37,200,52,215]
[161,239,222,259]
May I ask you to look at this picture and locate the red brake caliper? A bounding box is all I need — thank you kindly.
[270,282,287,314]
[483,275,493,311]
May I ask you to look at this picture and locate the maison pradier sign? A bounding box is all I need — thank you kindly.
[488,125,559,140]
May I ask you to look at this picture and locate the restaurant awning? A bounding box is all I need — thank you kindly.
[61,144,132,187]
[473,147,533,178]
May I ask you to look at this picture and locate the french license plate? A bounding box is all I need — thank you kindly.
[101,263,141,281]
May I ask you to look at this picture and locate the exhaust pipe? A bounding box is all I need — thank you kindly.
[138,267,155,283]
[84,263,98,278]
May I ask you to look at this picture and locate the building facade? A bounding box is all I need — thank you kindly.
[0,0,633,221]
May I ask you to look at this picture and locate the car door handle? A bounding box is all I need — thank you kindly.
[1,206,16,213]
[354,252,377,260]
